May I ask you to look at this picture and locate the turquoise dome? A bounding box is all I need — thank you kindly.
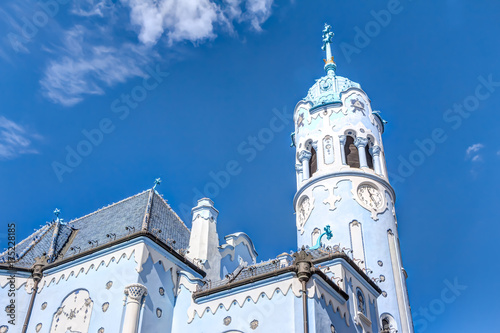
[304,72,361,108]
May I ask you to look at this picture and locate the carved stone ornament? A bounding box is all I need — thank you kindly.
[223,316,232,326]
[156,308,162,318]
[124,284,148,301]
[41,302,47,310]
[105,281,113,290]
[297,196,313,233]
[35,323,42,332]
[250,320,259,330]
[102,302,109,312]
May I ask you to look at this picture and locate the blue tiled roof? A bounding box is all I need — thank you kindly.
[0,189,191,269]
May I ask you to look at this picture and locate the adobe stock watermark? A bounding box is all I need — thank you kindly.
[413,278,467,332]
[178,107,293,220]
[7,0,70,53]
[340,0,405,63]
[389,74,500,184]
[52,65,169,182]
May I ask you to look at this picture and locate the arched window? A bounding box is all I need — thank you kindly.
[50,289,93,333]
[365,144,374,170]
[309,147,317,176]
[356,288,366,314]
[344,136,360,168]
[382,318,390,331]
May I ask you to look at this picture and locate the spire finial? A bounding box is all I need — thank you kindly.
[53,208,60,218]
[321,23,336,75]
[153,178,161,190]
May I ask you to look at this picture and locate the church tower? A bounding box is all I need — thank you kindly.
[293,24,414,332]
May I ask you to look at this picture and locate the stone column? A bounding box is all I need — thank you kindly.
[298,150,312,181]
[354,137,369,168]
[338,135,347,165]
[122,284,148,333]
[295,163,303,183]
[370,145,382,175]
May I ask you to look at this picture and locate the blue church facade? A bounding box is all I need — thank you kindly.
[0,25,413,333]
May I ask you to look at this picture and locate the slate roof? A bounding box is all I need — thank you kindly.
[0,189,191,269]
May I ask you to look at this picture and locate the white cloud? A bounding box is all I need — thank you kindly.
[40,26,149,106]
[466,143,484,161]
[121,0,274,45]
[0,116,41,159]
[40,0,274,106]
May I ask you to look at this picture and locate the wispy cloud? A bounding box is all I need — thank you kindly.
[71,0,114,17]
[0,116,41,159]
[465,143,484,162]
[40,25,150,106]
[39,0,274,106]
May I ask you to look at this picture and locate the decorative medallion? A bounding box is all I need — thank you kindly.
[105,281,113,290]
[330,324,336,332]
[351,98,366,115]
[56,307,63,315]
[159,287,165,296]
[250,320,259,330]
[98,328,105,333]
[41,302,47,310]
[380,275,386,282]
[156,308,162,318]
[0,325,7,333]
[382,291,388,297]
[35,323,42,332]
[297,113,305,128]
[323,136,334,165]
[4,305,11,314]
[320,77,333,91]
[297,196,313,233]
[102,302,109,312]
[378,260,383,267]
[223,316,232,326]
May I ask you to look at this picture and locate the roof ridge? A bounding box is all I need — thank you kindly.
[0,223,52,258]
[68,189,150,225]
[153,190,190,232]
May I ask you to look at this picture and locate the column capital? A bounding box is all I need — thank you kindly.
[298,150,312,162]
[369,145,382,156]
[354,137,369,148]
[124,284,148,302]
[295,163,303,172]
[338,135,346,145]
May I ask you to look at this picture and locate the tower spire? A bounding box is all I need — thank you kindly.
[322,23,336,75]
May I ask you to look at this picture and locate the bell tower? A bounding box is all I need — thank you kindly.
[293,24,414,333]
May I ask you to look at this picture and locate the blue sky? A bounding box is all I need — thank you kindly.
[1,0,499,331]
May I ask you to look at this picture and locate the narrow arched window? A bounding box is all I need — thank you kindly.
[344,136,360,168]
[309,147,317,176]
[356,288,366,314]
[366,144,374,170]
[382,318,390,331]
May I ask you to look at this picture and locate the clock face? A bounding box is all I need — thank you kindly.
[357,184,383,210]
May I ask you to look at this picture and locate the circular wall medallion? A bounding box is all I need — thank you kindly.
[357,183,384,210]
[378,260,383,266]
[105,281,113,289]
[159,287,165,296]
[382,291,388,297]
[380,275,386,282]
[0,325,7,333]
[98,328,105,333]
[223,316,231,326]
[41,302,47,310]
